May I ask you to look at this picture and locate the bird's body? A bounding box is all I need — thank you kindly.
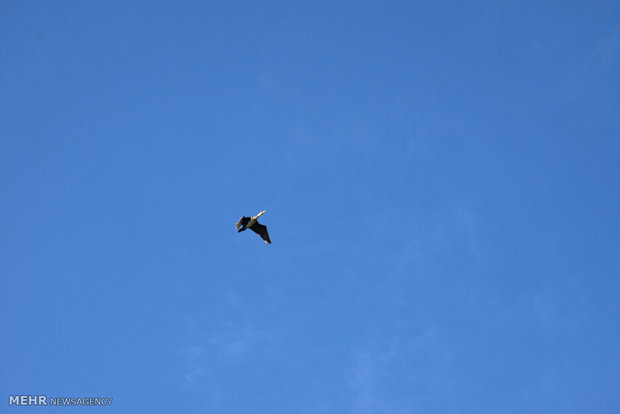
[236,210,271,244]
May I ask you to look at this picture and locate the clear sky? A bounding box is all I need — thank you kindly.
[1,1,619,413]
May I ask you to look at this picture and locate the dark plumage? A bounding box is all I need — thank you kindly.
[235,210,271,244]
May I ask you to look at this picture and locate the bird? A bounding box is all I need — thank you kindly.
[235,210,271,244]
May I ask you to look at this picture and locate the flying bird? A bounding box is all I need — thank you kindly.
[236,210,271,244]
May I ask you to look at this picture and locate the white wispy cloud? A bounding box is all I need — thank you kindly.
[178,294,283,386]
[584,22,620,68]
[347,325,452,414]
[179,344,206,384]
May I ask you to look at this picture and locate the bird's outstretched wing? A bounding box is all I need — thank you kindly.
[236,216,250,230]
[249,223,271,244]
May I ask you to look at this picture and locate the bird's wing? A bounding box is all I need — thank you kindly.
[235,217,249,230]
[249,223,271,244]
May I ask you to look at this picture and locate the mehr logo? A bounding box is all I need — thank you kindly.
[9,395,113,406]
[9,395,47,406]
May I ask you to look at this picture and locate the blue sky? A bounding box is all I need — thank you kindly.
[1,1,619,413]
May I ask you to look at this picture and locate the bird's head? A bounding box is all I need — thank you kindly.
[257,210,266,217]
